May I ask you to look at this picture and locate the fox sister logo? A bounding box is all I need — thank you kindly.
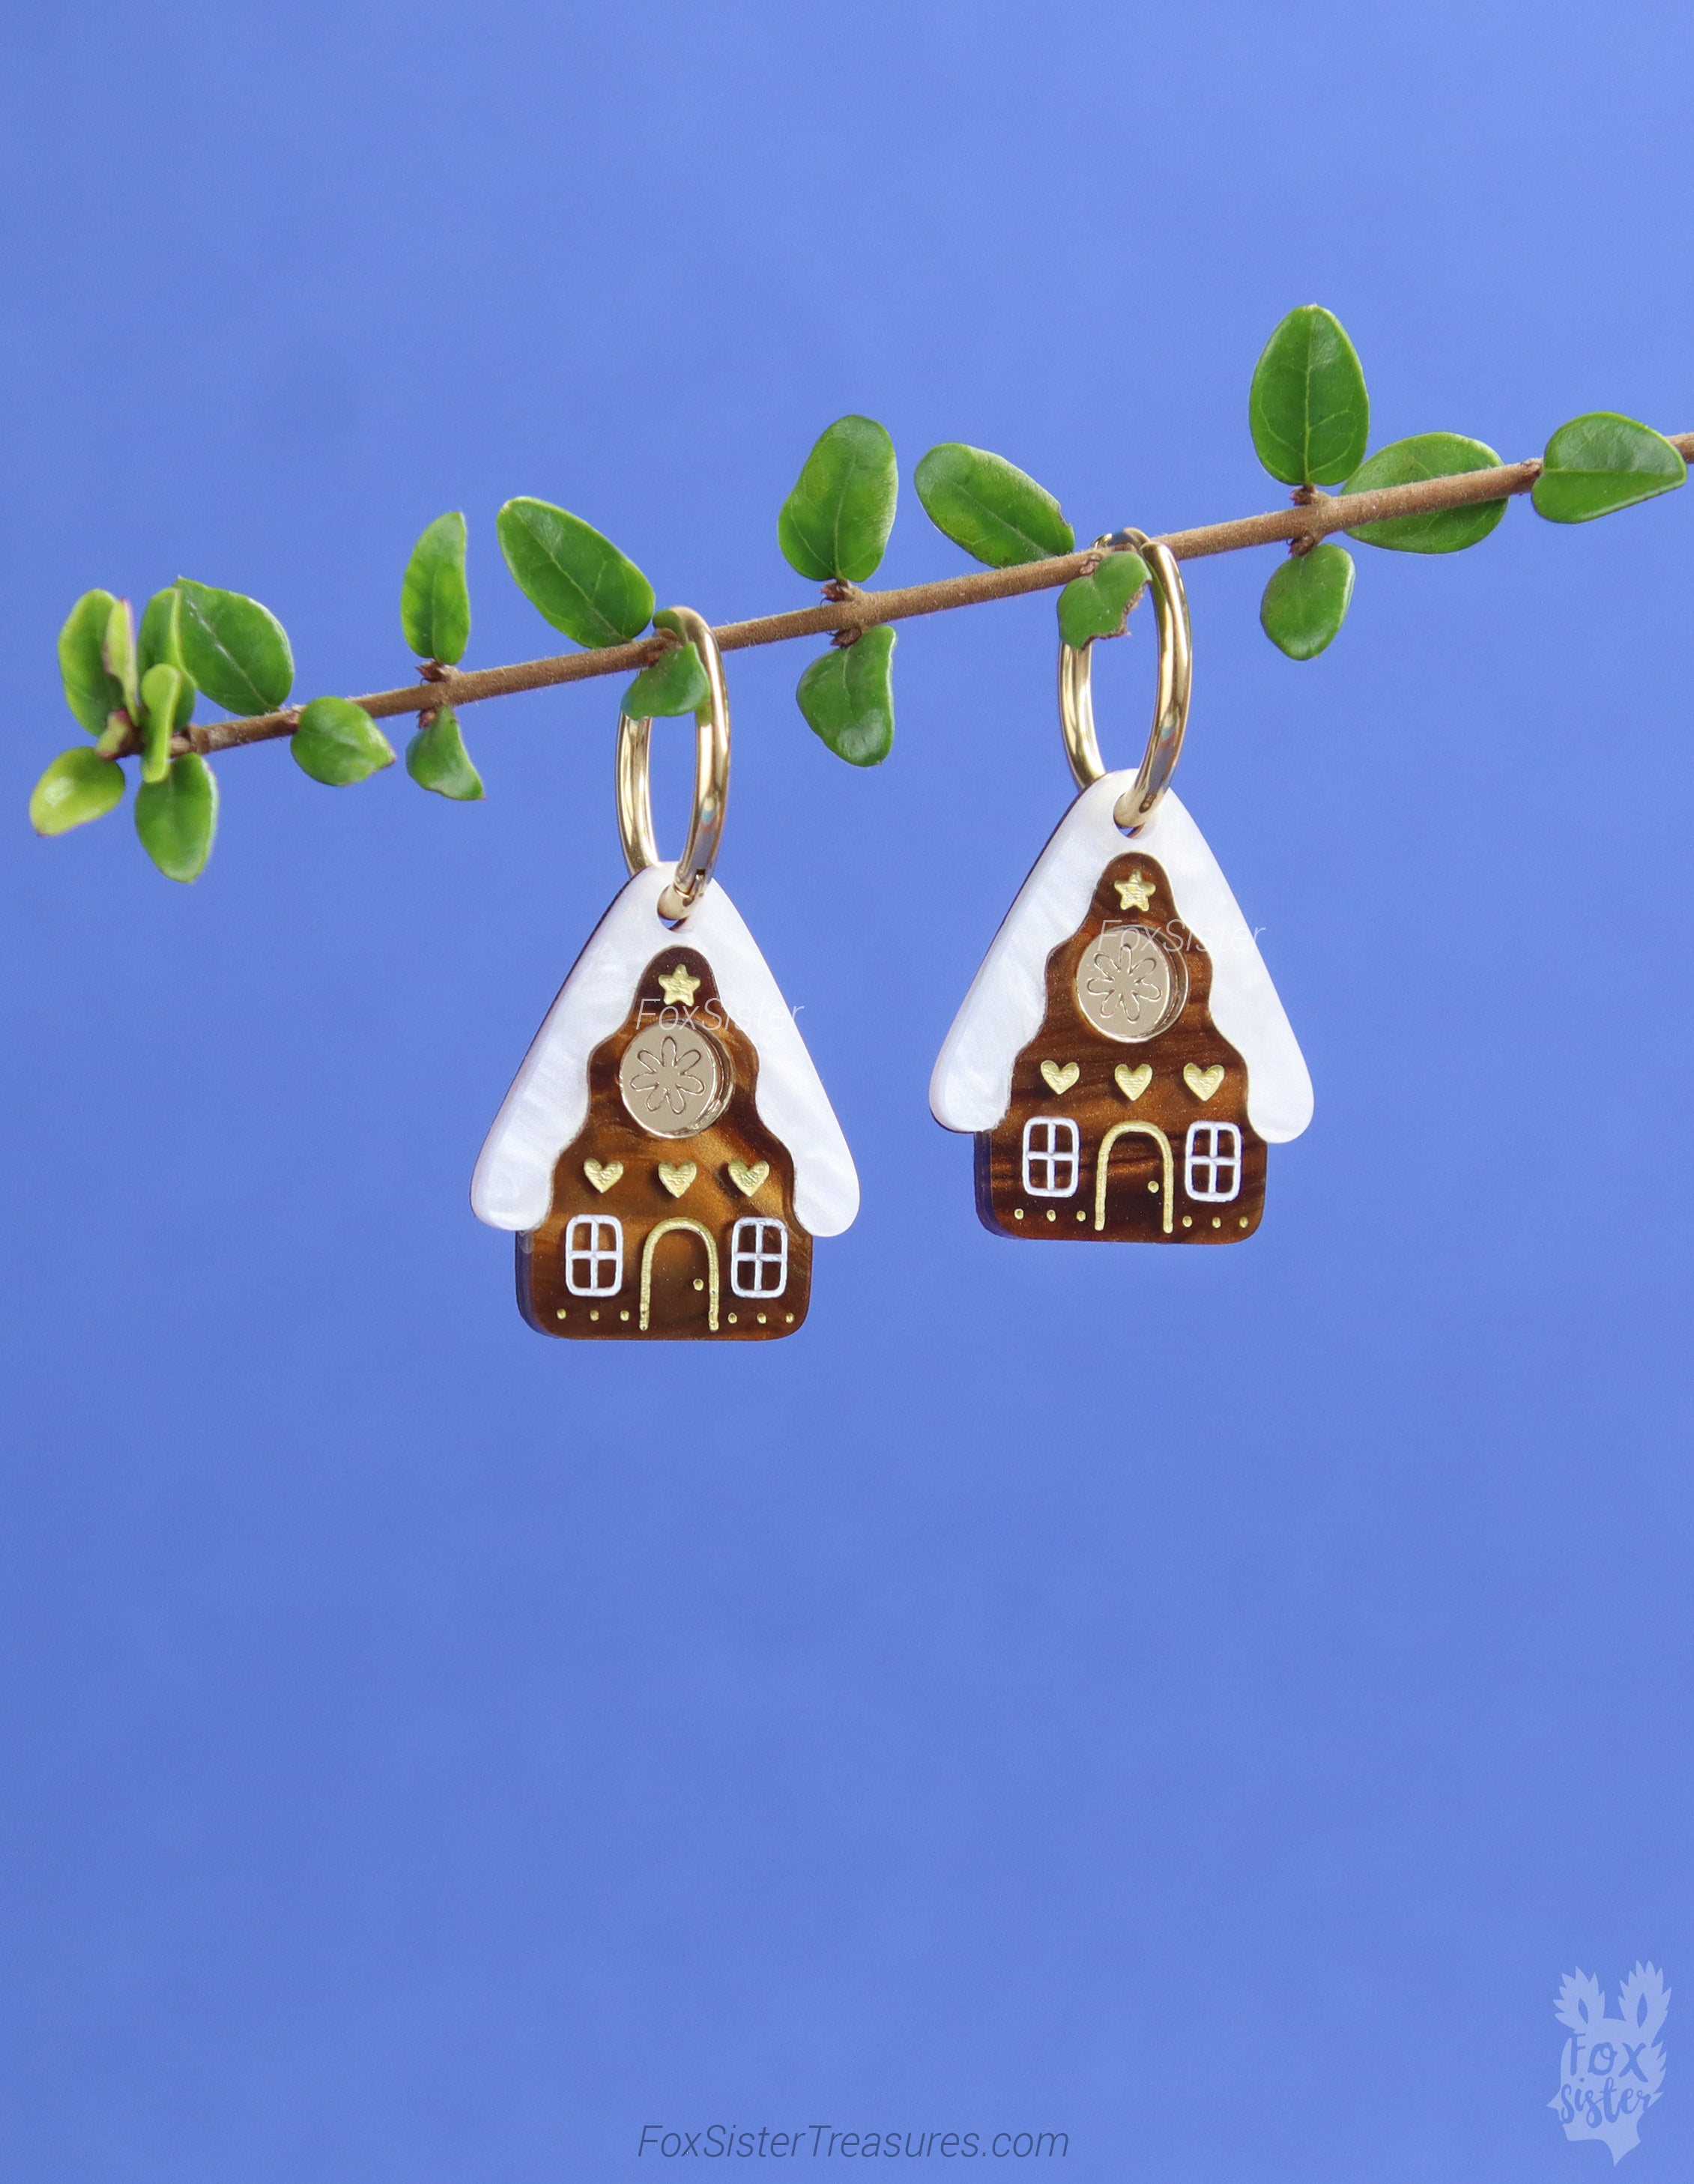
[1550,1964,1669,2162]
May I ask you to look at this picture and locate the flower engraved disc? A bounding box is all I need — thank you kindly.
[617,1022,732,1138]
[1073,922,1187,1043]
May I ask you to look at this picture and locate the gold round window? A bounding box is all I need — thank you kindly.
[1074,922,1188,1043]
[617,1023,732,1138]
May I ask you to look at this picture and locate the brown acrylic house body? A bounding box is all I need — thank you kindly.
[520,947,812,1341]
[975,853,1268,1244]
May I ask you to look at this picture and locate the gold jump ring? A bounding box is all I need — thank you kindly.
[615,605,730,922]
[1057,529,1193,832]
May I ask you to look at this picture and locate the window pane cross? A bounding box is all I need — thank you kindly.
[730,1217,788,1298]
[1022,1117,1080,1197]
[564,1214,624,1295]
[1184,1122,1242,1203]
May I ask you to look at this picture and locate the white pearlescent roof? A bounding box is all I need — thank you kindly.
[472,865,859,1237]
[930,774,1313,1144]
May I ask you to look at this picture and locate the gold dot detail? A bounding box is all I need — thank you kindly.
[1014,1209,1025,1220]
[1238,1217,1250,1228]
[1211,1217,1221,1229]
[784,1313,794,1324]
[757,1313,767,1325]
[727,1313,737,1325]
[620,1309,630,1320]
[1148,1179,1159,1194]
[1045,1209,1056,1222]
[1181,1217,1192,1229]
[555,1307,568,1320]
[692,1277,704,1291]
[590,1309,600,1320]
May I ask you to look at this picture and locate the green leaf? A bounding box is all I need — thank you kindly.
[620,641,711,719]
[136,664,187,786]
[778,415,899,583]
[913,444,1074,567]
[1056,551,1148,647]
[292,696,396,785]
[1342,433,1508,554]
[58,590,124,737]
[405,705,484,801]
[142,659,196,733]
[1249,306,1370,486]
[173,579,294,713]
[30,746,126,835]
[401,511,472,663]
[134,753,218,881]
[139,663,193,784]
[795,626,896,766]
[137,586,186,680]
[1259,544,1356,659]
[496,498,653,647]
[102,597,139,722]
[1532,412,1687,523]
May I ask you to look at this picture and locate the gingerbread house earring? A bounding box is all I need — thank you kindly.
[930,533,1313,1242]
[471,607,859,1338]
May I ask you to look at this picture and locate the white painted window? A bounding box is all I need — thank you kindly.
[1185,1122,1241,1203]
[564,1214,623,1295]
[1022,1116,1080,1197]
[730,1217,788,1298]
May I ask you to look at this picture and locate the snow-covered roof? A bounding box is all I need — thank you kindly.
[472,865,860,1238]
[930,773,1313,1144]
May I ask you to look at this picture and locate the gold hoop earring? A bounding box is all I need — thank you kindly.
[616,605,730,922]
[470,606,858,1340]
[932,536,1313,1247]
[1058,530,1193,828]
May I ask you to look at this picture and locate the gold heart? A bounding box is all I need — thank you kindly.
[1184,1063,1225,1101]
[657,1160,698,1199]
[1114,1063,1152,1102]
[1039,1059,1080,1095]
[583,1158,623,1194]
[727,1158,769,1197]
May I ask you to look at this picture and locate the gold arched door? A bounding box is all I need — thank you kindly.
[1095,1121,1174,1235]
[639,1218,722,1331]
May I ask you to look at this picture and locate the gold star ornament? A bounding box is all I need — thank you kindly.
[657,962,702,1007]
[1115,870,1155,912]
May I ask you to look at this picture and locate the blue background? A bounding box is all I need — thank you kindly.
[3,3,1690,2177]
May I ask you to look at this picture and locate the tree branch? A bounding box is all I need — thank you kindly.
[166,432,1694,761]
